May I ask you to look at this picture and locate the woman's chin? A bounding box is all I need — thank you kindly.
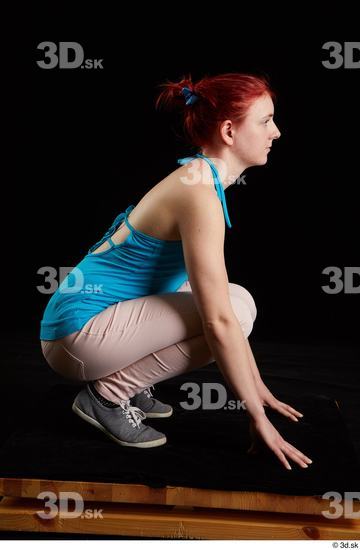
[256,156,268,166]
[246,155,268,168]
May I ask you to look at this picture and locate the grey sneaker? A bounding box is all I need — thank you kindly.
[72,385,167,448]
[130,385,173,418]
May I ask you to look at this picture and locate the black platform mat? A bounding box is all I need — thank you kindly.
[0,382,359,497]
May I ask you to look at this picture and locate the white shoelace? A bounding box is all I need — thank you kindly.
[120,400,147,428]
[143,385,155,399]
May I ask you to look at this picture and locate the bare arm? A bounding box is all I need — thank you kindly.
[176,180,265,421]
[203,319,265,419]
[245,338,263,384]
[175,174,311,469]
[245,337,305,422]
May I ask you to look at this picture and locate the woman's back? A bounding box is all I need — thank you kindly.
[90,160,217,255]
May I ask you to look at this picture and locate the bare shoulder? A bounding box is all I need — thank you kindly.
[168,161,230,328]
[126,158,222,242]
[166,159,223,228]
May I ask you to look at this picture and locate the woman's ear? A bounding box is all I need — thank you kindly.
[220,119,234,146]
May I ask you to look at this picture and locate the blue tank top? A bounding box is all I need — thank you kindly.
[40,154,232,340]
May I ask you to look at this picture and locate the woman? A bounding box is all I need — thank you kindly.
[40,72,312,470]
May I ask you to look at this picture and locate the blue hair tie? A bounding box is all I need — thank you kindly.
[181,86,199,106]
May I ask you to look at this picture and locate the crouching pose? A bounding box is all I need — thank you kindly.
[40,72,312,471]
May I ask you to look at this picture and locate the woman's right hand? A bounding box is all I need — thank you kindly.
[247,414,313,470]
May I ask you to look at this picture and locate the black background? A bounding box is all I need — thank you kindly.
[8,12,359,345]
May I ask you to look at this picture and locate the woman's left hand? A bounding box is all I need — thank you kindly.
[256,379,304,422]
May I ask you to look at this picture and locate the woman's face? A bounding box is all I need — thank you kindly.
[233,93,281,167]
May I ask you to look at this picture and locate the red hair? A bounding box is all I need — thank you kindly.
[155,72,276,148]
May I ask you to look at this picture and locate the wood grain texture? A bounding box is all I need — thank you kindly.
[1,477,359,517]
[0,497,359,539]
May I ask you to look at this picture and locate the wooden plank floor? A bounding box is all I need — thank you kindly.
[0,496,360,539]
[3,477,360,516]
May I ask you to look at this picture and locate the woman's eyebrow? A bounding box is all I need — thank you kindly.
[262,113,274,119]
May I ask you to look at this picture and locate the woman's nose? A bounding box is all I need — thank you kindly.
[273,124,281,139]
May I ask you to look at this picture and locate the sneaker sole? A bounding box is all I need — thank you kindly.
[71,401,167,448]
[145,408,173,418]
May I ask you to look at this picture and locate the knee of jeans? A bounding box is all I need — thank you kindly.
[228,283,257,322]
[229,295,255,338]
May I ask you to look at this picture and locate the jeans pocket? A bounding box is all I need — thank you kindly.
[41,340,85,381]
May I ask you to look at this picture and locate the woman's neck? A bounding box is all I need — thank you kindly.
[200,147,247,190]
